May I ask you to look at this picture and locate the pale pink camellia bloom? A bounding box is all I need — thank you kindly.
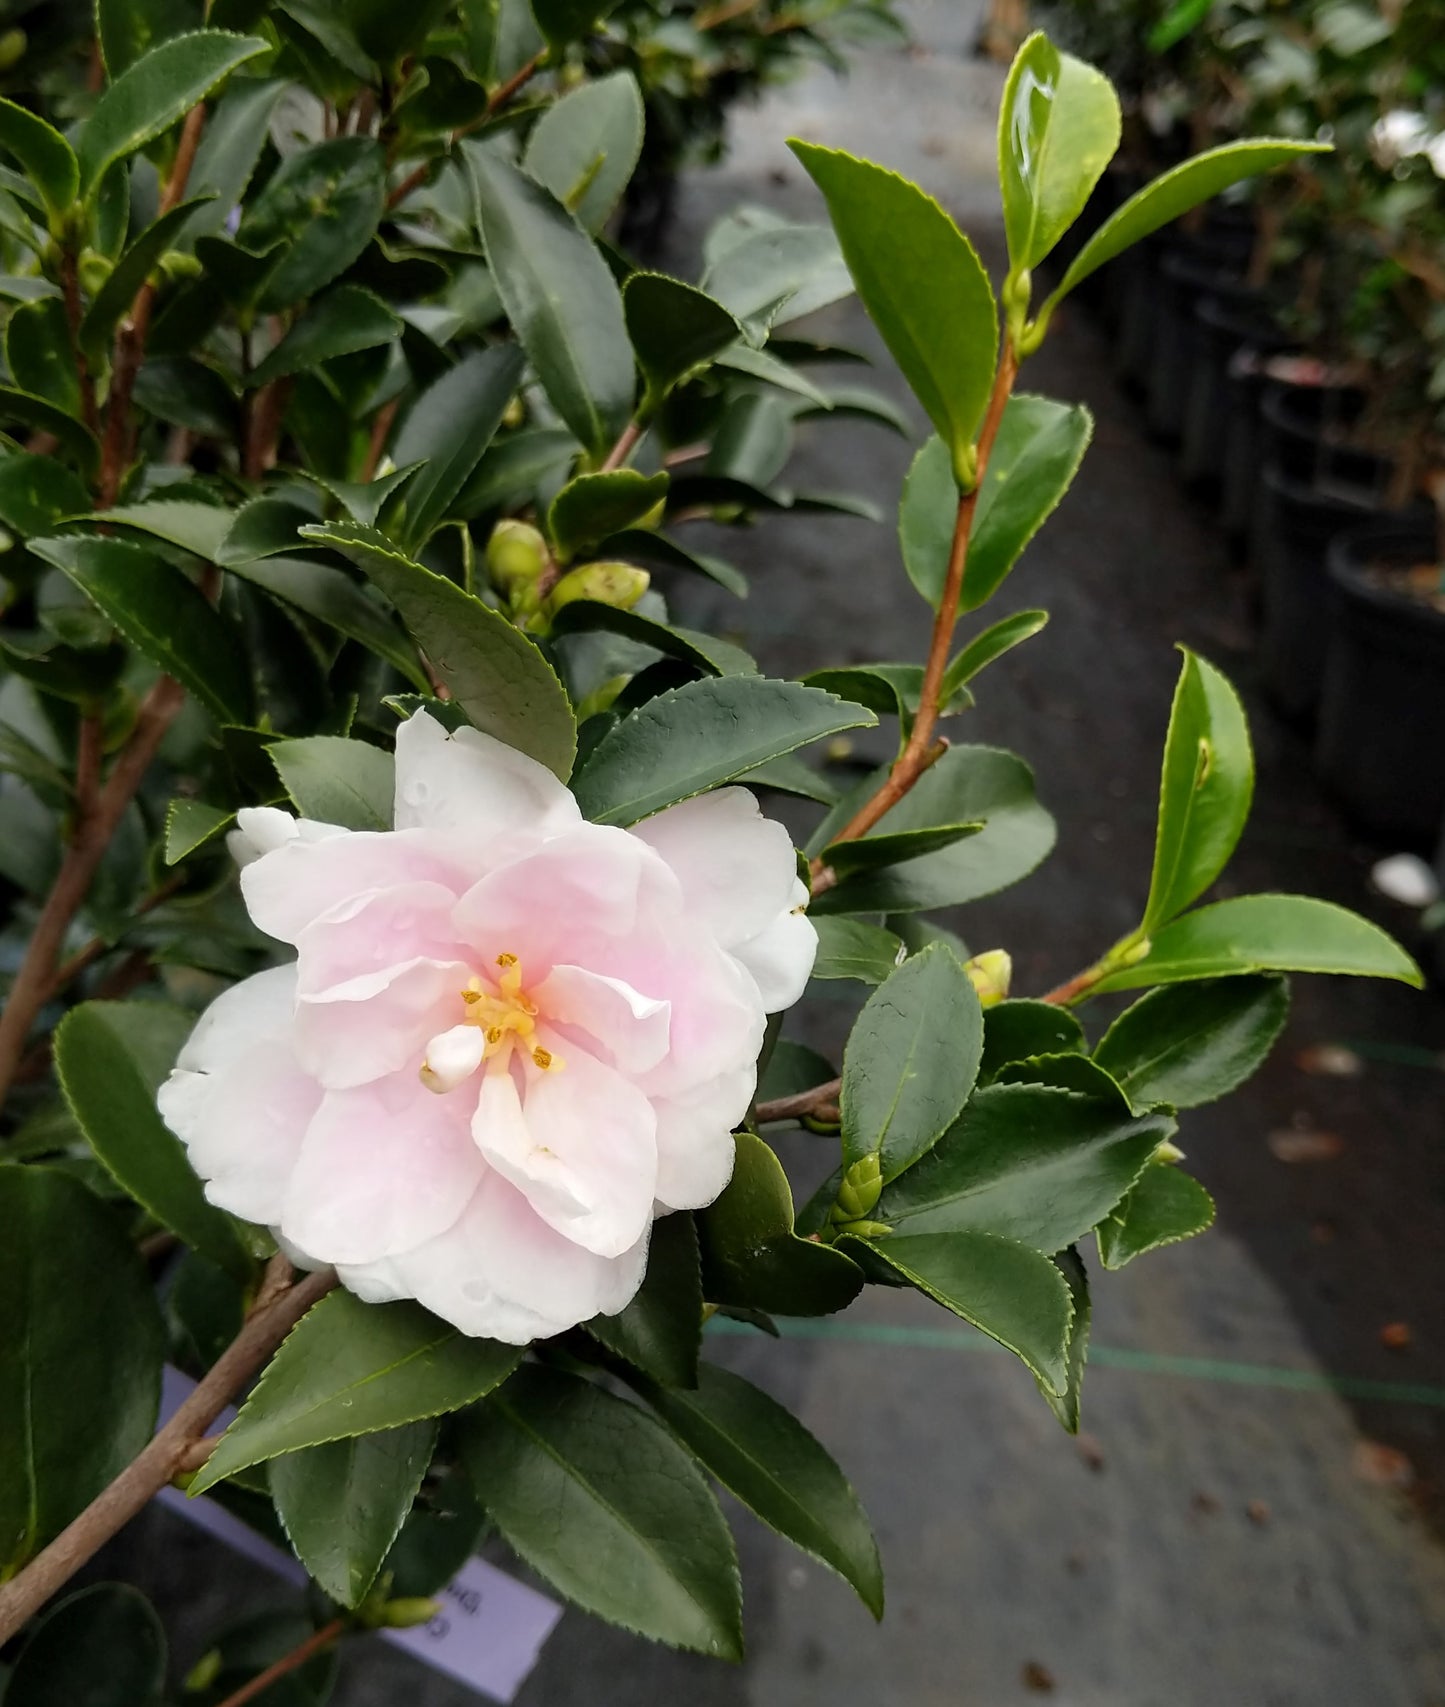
[158,710,816,1342]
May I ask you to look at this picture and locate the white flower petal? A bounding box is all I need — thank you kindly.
[394,710,580,840]
[652,1071,749,1210]
[293,957,471,1090]
[533,963,671,1076]
[731,880,818,1011]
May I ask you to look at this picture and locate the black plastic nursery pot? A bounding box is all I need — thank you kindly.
[1316,522,1445,848]
[1184,293,1292,496]
[1145,249,1250,444]
[1256,379,1380,489]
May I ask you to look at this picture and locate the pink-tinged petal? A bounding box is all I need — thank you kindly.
[294,881,465,999]
[241,828,478,945]
[731,880,817,1011]
[227,807,345,869]
[451,824,674,974]
[471,1045,657,1258]
[651,1071,750,1210]
[533,963,671,1076]
[356,1170,649,1341]
[157,966,321,1225]
[394,710,579,840]
[293,957,470,1090]
[632,787,798,949]
[280,1069,483,1264]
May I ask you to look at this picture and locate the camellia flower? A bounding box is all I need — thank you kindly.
[158,711,816,1342]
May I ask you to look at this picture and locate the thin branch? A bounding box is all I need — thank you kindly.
[361,397,399,483]
[0,1262,339,1644]
[59,250,99,434]
[386,52,546,210]
[600,418,642,474]
[809,341,1020,882]
[213,1618,347,1707]
[160,105,207,217]
[754,1076,841,1124]
[44,875,185,1001]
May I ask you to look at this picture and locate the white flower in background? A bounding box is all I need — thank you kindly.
[1370,108,1434,168]
[158,711,816,1342]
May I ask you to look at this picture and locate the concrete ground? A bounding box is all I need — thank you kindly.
[96,4,1445,1701]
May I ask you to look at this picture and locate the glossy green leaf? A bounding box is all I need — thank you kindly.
[548,600,747,677]
[0,387,99,476]
[0,1166,165,1572]
[270,735,394,830]
[5,298,81,416]
[0,98,78,221]
[857,1230,1073,1394]
[585,1211,702,1388]
[342,0,448,64]
[810,916,905,984]
[392,343,527,552]
[639,1363,882,1617]
[456,426,580,520]
[549,469,671,560]
[228,556,428,689]
[738,750,837,802]
[247,286,400,388]
[823,822,983,876]
[804,663,931,728]
[602,528,747,600]
[964,397,1091,608]
[944,609,1049,692]
[77,30,268,197]
[999,32,1120,277]
[698,1132,864,1316]
[302,521,577,780]
[992,1050,1129,1105]
[90,499,233,560]
[461,1364,741,1656]
[1097,1163,1215,1269]
[180,75,287,246]
[468,150,632,463]
[32,535,251,723]
[1144,649,1253,931]
[98,0,204,74]
[0,452,89,537]
[55,1001,251,1280]
[270,1421,436,1607]
[701,220,851,343]
[191,1291,521,1493]
[1093,975,1289,1110]
[898,433,956,609]
[218,496,317,563]
[572,676,876,826]
[623,273,741,405]
[1047,140,1332,309]
[706,392,792,487]
[530,0,622,53]
[1096,894,1423,992]
[165,797,233,863]
[790,143,997,485]
[523,69,643,232]
[1038,1245,1089,1431]
[876,1082,1171,1252]
[3,1584,165,1707]
[79,196,215,364]
[313,462,424,529]
[810,744,1055,915]
[241,136,387,310]
[840,942,984,1181]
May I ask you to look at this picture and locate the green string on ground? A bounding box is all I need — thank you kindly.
[705,1316,1445,1409]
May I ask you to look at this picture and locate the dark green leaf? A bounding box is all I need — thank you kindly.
[271,735,394,830]
[1093,975,1289,1109]
[89,498,233,559]
[5,298,80,415]
[602,528,747,599]
[1097,1163,1215,1269]
[218,496,318,564]
[55,1002,251,1280]
[876,1082,1171,1253]
[468,150,632,463]
[998,32,1120,276]
[790,143,996,485]
[944,609,1048,691]
[964,398,1091,609]
[1095,895,1423,992]
[3,1584,165,1707]
[549,600,747,677]
[573,676,876,826]
[639,1363,882,1617]
[840,941,984,1181]
[392,343,526,552]
[77,30,268,197]
[460,1364,741,1657]
[530,0,623,55]
[342,0,448,64]
[180,75,287,246]
[737,750,837,803]
[98,0,204,75]
[706,392,792,487]
[232,555,426,687]
[1144,649,1253,931]
[302,521,577,780]
[810,916,905,984]
[823,822,983,876]
[0,387,99,476]
[756,1038,836,1107]
[0,452,89,537]
[0,1166,164,1572]
[623,273,741,405]
[80,196,216,365]
[701,220,851,343]
[1037,1245,1089,1431]
[522,69,643,233]
[0,98,78,221]
[32,534,251,723]
[165,797,233,863]
[191,1291,521,1493]
[697,1131,863,1316]
[247,286,400,387]
[585,1211,702,1387]
[992,1051,1129,1105]
[270,1421,436,1607]
[241,137,387,310]
[856,1230,1073,1394]
[455,425,579,520]
[549,469,670,561]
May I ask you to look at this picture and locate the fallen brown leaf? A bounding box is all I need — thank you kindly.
[1295,1044,1365,1078]
[1021,1661,1056,1693]
[1245,1500,1271,1526]
[1191,1491,1220,1516]
[1268,1128,1344,1163]
[1353,1440,1415,1488]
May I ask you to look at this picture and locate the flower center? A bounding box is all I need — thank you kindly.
[419,952,562,1095]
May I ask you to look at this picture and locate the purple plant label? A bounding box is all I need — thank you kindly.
[156,1367,562,1701]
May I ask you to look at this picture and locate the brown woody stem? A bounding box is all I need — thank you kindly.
[212,1618,348,1707]
[0,1261,339,1644]
[386,52,546,210]
[600,418,642,473]
[754,1076,841,1124]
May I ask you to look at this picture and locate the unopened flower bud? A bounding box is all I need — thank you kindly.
[77,250,113,296]
[1152,1139,1185,1164]
[546,561,649,616]
[184,1649,223,1692]
[0,28,26,71]
[486,519,548,597]
[830,1153,882,1223]
[376,1597,441,1629]
[831,1218,891,1240]
[576,674,629,720]
[964,949,1012,1008]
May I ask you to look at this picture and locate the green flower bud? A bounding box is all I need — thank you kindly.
[184,1648,223,1692]
[1152,1139,1185,1165]
[501,394,526,430]
[831,1218,891,1240]
[486,519,548,597]
[158,250,204,285]
[964,949,1012,1008]
[77,250,113,296]
[546,561,650,616]
[376,1597,441,1630]
[0,28,27,72]
[830,1153,882,1222]
[576,674,629,720]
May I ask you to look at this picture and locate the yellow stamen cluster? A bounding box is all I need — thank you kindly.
[461,953,561,1073]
